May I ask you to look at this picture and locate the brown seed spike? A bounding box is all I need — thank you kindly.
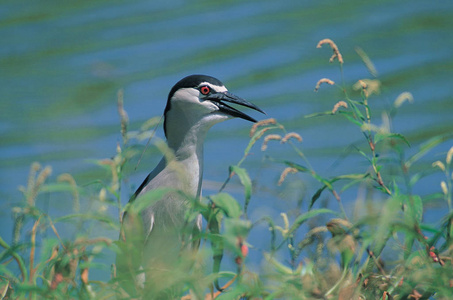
[278,167,298,186]
[317,38,344,64]
[358,79,367,89]
[250,118,277,137]
[281,132,302,143]
[314,78,335,91]
[261,134,282,151]
[331,101,348,114]
[317,38,338,50]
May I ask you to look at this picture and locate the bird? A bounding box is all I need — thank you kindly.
[116,74,264,298]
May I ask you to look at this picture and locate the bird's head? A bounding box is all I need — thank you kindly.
[163,75,265,139]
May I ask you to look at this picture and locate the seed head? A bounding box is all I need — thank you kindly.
[331,101,348,114]
[278,167,298,186]
[314,78,335,91]
[317,38,344,64]
[281,132,302,143]
[261,134,282,151]
[250,118,277,137]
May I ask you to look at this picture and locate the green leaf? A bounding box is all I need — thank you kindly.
[403,233,415,260]
[310,172,333,190]
[372,195,402,257]
[310,185,328,210]
[338,173,370,192]
[258,216,277,251]
[287,208,336,236]
[375,164,382,173]
[309,174,369,209]
[406,135,446,168]
[39,182,82,194]
[419,223,442,235]
[405,250,425,267]
[263,252,294,275]
[53,213,118,229]
[224,218,251,239]
[345,99,365,121]
[374,132,410,146]
[304,111,333,118]
[128,187,175,213]
[334,173,370,180]
[338,111,363,127]
[209,193,242,219]
[78,261,110,271]
[206,204,224,292]
[284,161,338,204]
[406,195,423,223]
[336,235,355,267]
[229,166,252,214]
[355,147,372,164]
[389,133,411,146]
[283,161,309,173]
[397,192,424,258]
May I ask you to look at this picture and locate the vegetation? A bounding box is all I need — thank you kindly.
[1,39,453,299]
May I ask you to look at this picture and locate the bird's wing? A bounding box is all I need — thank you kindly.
[121,157,167,240]
[142,210,154,245]
[192,214,202,249]
[129,157,167,203]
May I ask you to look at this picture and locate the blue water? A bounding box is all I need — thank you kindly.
[1,0,453,283]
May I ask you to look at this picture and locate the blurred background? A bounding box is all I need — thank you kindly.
[1,0,453,281]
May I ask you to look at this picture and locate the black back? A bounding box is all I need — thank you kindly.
[163,75,224,137]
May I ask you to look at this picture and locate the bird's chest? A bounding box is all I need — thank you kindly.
[167,155,202,197]
[139,153,203,231]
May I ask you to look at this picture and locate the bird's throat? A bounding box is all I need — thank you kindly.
[165,122,211,198]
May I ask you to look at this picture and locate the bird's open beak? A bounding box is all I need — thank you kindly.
[207,92,266,122]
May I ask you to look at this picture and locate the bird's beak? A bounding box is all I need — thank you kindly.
[207,91,266,122]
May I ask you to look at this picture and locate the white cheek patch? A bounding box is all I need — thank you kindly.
[172,88,200,104]
[171,87,219,116]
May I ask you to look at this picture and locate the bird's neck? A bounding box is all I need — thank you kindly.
[167,123,208,157]
[165,104,217,161]
[165,121,213,197]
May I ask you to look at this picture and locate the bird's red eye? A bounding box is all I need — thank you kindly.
[200,86,210,95]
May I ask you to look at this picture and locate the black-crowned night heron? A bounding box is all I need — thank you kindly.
[117,74,264,298]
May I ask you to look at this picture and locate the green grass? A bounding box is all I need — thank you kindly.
[1,39,453,299]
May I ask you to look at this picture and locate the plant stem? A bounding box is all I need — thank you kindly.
[0,236,28,282]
